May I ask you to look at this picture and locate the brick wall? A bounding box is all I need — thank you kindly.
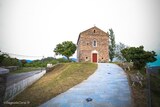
[77,26,109,63]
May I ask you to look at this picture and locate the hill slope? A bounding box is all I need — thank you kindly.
[10,63,97,107]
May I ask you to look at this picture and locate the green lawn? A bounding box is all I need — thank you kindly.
[7,63,97,107]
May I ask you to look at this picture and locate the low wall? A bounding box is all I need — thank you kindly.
[0,68,9,107]
[2,66,19,72]
[4,70,46,101]
[46,64,61,72]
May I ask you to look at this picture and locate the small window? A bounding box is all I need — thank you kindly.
[87,43,89,45]
[94,30,96,33]
[102,57,103,59]
[86,57,88,59]
[93,40,97,47]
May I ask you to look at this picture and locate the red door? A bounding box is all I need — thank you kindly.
[92,53,97,63]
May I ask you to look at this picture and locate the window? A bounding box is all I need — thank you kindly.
[86,57,88,59]
[94,30,96,33]
[93,40,97,47]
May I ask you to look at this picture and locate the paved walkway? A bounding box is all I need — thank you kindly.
[7,70,43,86]
[40,63,133,107]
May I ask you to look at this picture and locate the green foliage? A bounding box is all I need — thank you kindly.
[20,59,27,67]
[23,57,75,67]
[24,60,42,67]
[121,46,157,69]
[0,51,9,64]
[115,42,128,61]
[0,51,21,66]
[24,57,59,67]
[57,58,71,63]
[43,57,55,62]
[1,57,20,66]
[109,29,116,62]
[54,41,76,60]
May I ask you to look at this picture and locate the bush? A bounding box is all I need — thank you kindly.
[24,58,58,67]
[1,57,21,66]
[20,59,27,67]
[24,61,42,67]
[57,58,70,63]
[121,46,157,69]
[23,57,74,67]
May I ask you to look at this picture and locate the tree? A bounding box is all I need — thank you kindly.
[54,41,76,61]
[0,51,22,66]
[0,51,9,64]
[121,46,157,69]
[1,57,20,66]
[109,29,116,62]
[115,42,128,61]
[20,59,27,67]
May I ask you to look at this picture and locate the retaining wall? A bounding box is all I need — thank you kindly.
[0,68,9,107]
[4,70,46,101]
[1,66,19,72]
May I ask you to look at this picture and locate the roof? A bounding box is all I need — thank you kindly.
[77,26,108,45]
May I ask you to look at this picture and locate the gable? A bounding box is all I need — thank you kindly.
[77,26,108,45]
[80,26,107,35]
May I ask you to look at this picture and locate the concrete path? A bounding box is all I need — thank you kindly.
[40,63,133,107]
[7,70,43,86]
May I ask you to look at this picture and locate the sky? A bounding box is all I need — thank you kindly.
[0,0,160,59]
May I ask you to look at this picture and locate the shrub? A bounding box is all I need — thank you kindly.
[121,46,157,69]
[57,58,70,63]
[1,57,20,66]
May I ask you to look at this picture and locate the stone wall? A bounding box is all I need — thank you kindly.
[4,70,46,101]
[77,26,109,63]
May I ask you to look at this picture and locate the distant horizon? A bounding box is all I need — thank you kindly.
[13,50,160,67]
[2,49,159,59]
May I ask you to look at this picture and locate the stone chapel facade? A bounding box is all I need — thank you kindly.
[77,26,109,63]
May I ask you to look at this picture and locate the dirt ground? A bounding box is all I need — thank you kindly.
[116,63,147,107]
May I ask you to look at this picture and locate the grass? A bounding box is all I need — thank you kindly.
[11,67,42,74]
[6,63,97,107]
